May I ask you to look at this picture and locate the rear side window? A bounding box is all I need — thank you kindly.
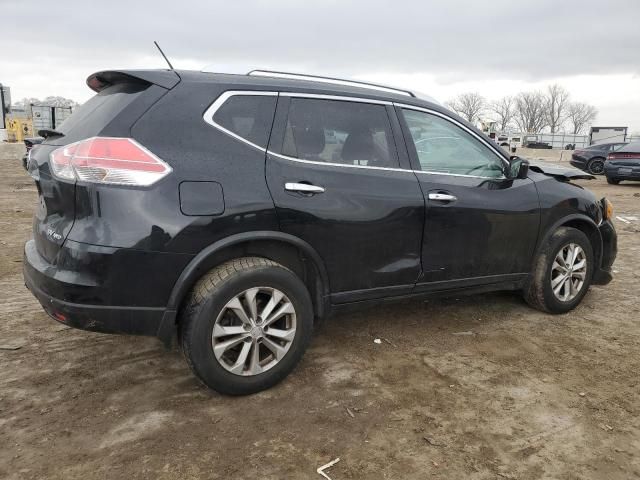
[55,82,148,140]
[212,95,277,148]
[282,98,399,168]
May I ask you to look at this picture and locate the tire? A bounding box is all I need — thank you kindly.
[586,157,605,175]
[524,227,594,314]
[606,177,620,185]
[180,257,313,395]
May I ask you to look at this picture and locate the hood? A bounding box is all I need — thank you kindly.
[528,161,595,180]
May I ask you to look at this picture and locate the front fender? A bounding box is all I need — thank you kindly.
[534,213,603,270]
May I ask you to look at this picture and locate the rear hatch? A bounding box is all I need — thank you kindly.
[607,150,640,175]
[27,71,178,264]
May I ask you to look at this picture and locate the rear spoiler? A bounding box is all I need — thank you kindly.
[86,69,180,93]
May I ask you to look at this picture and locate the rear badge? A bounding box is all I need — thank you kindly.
[46,228,62,241]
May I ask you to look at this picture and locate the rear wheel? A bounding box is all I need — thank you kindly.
[524,227,594,314]
[180,257,313,395]
[587,157,605,175]
[606,177,620,185]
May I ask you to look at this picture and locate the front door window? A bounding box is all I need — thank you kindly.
[402,109,505,178]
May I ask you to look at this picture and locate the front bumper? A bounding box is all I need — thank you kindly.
[23,239,190,339]
[592,219,617,285]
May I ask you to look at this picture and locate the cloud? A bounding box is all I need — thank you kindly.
[2,0,640,130]
[4,0,639,77]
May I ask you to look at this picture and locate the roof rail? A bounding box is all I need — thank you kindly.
[247,69,416,98]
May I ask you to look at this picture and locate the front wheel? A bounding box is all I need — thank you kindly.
[606,177,620,185]
[524,227,594,314]
[180,257,313,395]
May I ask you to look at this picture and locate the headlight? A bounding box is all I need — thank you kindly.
[601,198,614,221]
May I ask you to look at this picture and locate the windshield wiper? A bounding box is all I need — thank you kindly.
[38,128,65,139]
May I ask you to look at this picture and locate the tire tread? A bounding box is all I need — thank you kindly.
[524,227,593,314]
[180,257,306,394]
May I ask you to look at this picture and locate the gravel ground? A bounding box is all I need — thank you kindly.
[1,144,639,479]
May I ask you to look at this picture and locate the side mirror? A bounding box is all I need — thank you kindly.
[509,156,529,179]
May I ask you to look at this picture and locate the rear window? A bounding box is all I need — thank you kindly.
[56,82,148,137]
[618,142,640,152]
[212,95,277,148]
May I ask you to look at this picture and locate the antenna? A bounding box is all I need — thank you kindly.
[154,41,174,70]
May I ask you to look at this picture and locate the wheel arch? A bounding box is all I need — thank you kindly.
[158,231,330,344]
[586,156,606,172]
[538,214,603,270]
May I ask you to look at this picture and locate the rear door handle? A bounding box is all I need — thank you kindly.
[428,193,457,202]
[285,182,325,194]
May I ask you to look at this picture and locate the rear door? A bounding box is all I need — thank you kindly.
[266,94,424,301]
[398,106,540,286]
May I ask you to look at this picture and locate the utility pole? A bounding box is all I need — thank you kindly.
[0,83,7,129]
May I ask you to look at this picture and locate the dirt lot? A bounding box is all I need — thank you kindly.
[1,144,639,479]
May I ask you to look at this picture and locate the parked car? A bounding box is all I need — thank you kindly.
[523,135,552,149]
[23,69,617,395]
[571,142,628,175]
[604,141,640,184]
[22,137,43,170]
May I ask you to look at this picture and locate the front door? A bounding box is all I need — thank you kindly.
[398,106,540,286]
[266,95,425,301]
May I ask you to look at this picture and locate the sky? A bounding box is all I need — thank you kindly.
[2,0,639,132]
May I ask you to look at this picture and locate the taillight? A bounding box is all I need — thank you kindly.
[608,152,639,161]
[50,137,172,186]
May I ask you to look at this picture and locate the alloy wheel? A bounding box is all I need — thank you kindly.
[211,287,297,376]
[588,159,604,175]
[550,243,587,302]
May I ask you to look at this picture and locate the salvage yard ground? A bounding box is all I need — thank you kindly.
[1,144,639,479]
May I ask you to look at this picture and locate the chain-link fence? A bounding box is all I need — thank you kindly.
[503,133,589,149]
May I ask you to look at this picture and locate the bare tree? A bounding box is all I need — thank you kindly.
[41,96,80,108]
[13,97,41,109]
[566,102,598,134]
[446,92,485,123]
[514,91,547,133]
[544,84,570,133]
[489,96,515,132]
[14,96,79,109]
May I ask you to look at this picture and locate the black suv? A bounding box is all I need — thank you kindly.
[23,69,617,395]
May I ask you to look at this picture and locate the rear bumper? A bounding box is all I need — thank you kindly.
[23,239,188,339]
[569,157,586,169]
[604,163,640,180]
[592,219,617,285]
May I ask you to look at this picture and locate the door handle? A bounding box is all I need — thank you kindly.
[285,182,325,194]
[428,193,457,202]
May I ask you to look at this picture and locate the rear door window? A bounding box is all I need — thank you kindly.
[282,98,399,168]
[212,94,277,148]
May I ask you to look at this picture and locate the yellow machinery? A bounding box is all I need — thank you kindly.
[5,117,33,142]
